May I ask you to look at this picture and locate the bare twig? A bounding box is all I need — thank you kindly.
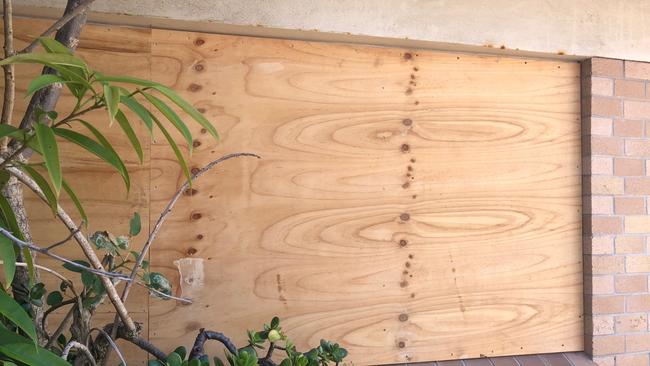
[90,328,127,366]
[42,298,76,332]
[46,224,82,250]
[137,280,192,304]
[62,341,97,366]
[19,0,96,54]
[8,261,78,295]
[45,303,75,348]
[0,228,132,280]
[100,322,166,361]
[103,152,260,358]
[189,328,239,360]
[6,166,137,332]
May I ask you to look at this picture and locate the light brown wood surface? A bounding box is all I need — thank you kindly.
[147,31,583,364]
[3,17,582,365]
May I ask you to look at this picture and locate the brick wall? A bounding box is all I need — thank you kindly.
[583,57,650,366]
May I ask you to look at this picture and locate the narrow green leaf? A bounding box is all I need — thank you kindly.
[154,85,219,142]
[38,37,72,55]
[0,328,71,366]
[143,92,193,154]
[0,125,23,139]
[120,95,153,133]
[115,109,144,163]
[62,178,87,225]
[46,291,63,306]
[21,165,58,215]
[103,84,120,125]
[150,112,192,185]
[0,232,16,289]
[77,120,130,190]
[94,74,161,87]
[25,74,79,97]
[0,194,24,241]
[34,123,62,197]
[129,212,141,237]
[0,289,38,344]
[0,52,87,70]
[53,127,131,190]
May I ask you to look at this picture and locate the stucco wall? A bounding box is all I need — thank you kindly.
[13,0,650,62]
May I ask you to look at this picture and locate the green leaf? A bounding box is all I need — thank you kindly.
[89,231,118,254]
[149,112,192,185]
[46,291,63,306]
[21,165,58,215]
[34,123,62,197]
[0,289,38,344]
[148,272,172,299]
[0,327,71,366]
[271,316,280,329]
[81,270,95,289]
[0,195,32,283]
[94,74,161,87]
[38,37,72,55]
[0,125,23,140]
[120,95,153,133]
[78,120,130,190]
[0,231,16,289]
[213,357,225,366]
[167,352,183,366]
[53,126,130,190]
[62,259,90,273]
[115,109,144,163]
[103,84,120,125]
[62,178,87,225]
[143,92,193,154]
[26,74,67,97]
[129,212,141,236]
[148,361,165,366]
[173,346,187,360]
[0,52,87,70]
[188,359,200,366]
[154,85,219,142]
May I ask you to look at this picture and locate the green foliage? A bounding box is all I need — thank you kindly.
[0,289,37,344]
[0,324,69,366]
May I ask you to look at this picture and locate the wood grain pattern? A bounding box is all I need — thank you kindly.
[147,31,582,364]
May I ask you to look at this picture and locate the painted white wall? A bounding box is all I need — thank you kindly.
[14,0,650,61]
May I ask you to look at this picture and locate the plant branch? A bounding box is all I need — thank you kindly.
[100,322,166,361]
[89,328,126,366]
[6,166,137,332]
[42,298,76,332]
[46,224,82,250]
[0,228,131,280]
[189,328,238,360]
[1,0,15,130]
[19,0,96,54]
[45,303,75,348]
[62,341,97,366]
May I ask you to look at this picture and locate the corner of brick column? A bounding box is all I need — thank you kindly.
[583,57,650,366]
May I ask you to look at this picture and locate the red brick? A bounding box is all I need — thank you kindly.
[590,196,614,214]
[565,352,599,366]
[588,315,615,335]
[590,216,623,235]
[617,353,649,366]
[626,333,650,352]
[614,158,645,175]
[615,197,646,215]
[592,58,624,78]
[626,60,650,80]
[592,97,623,117]
[590,136,624,155]
[590,176,624,195]
[613,120,644,137]
[592,77,614,96]
[615,79,646,98]
[615,313,647,333]
[591,356,615,366]
[626,256,650,272]
[591,295,625,314]
[625,100,650,119]
[627,294,650,312]
[615,235,645,253]
[588,255,625,274]
[587,236,614,255]
[590,117,613,136]
[586,275,614,295]
[625,177,650,194]
[592,334,626,355]
[625,140,650,157]
[588,157,613,175]
[615,275,647,293]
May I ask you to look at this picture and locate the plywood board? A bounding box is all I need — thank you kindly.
[148,31,582,364]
